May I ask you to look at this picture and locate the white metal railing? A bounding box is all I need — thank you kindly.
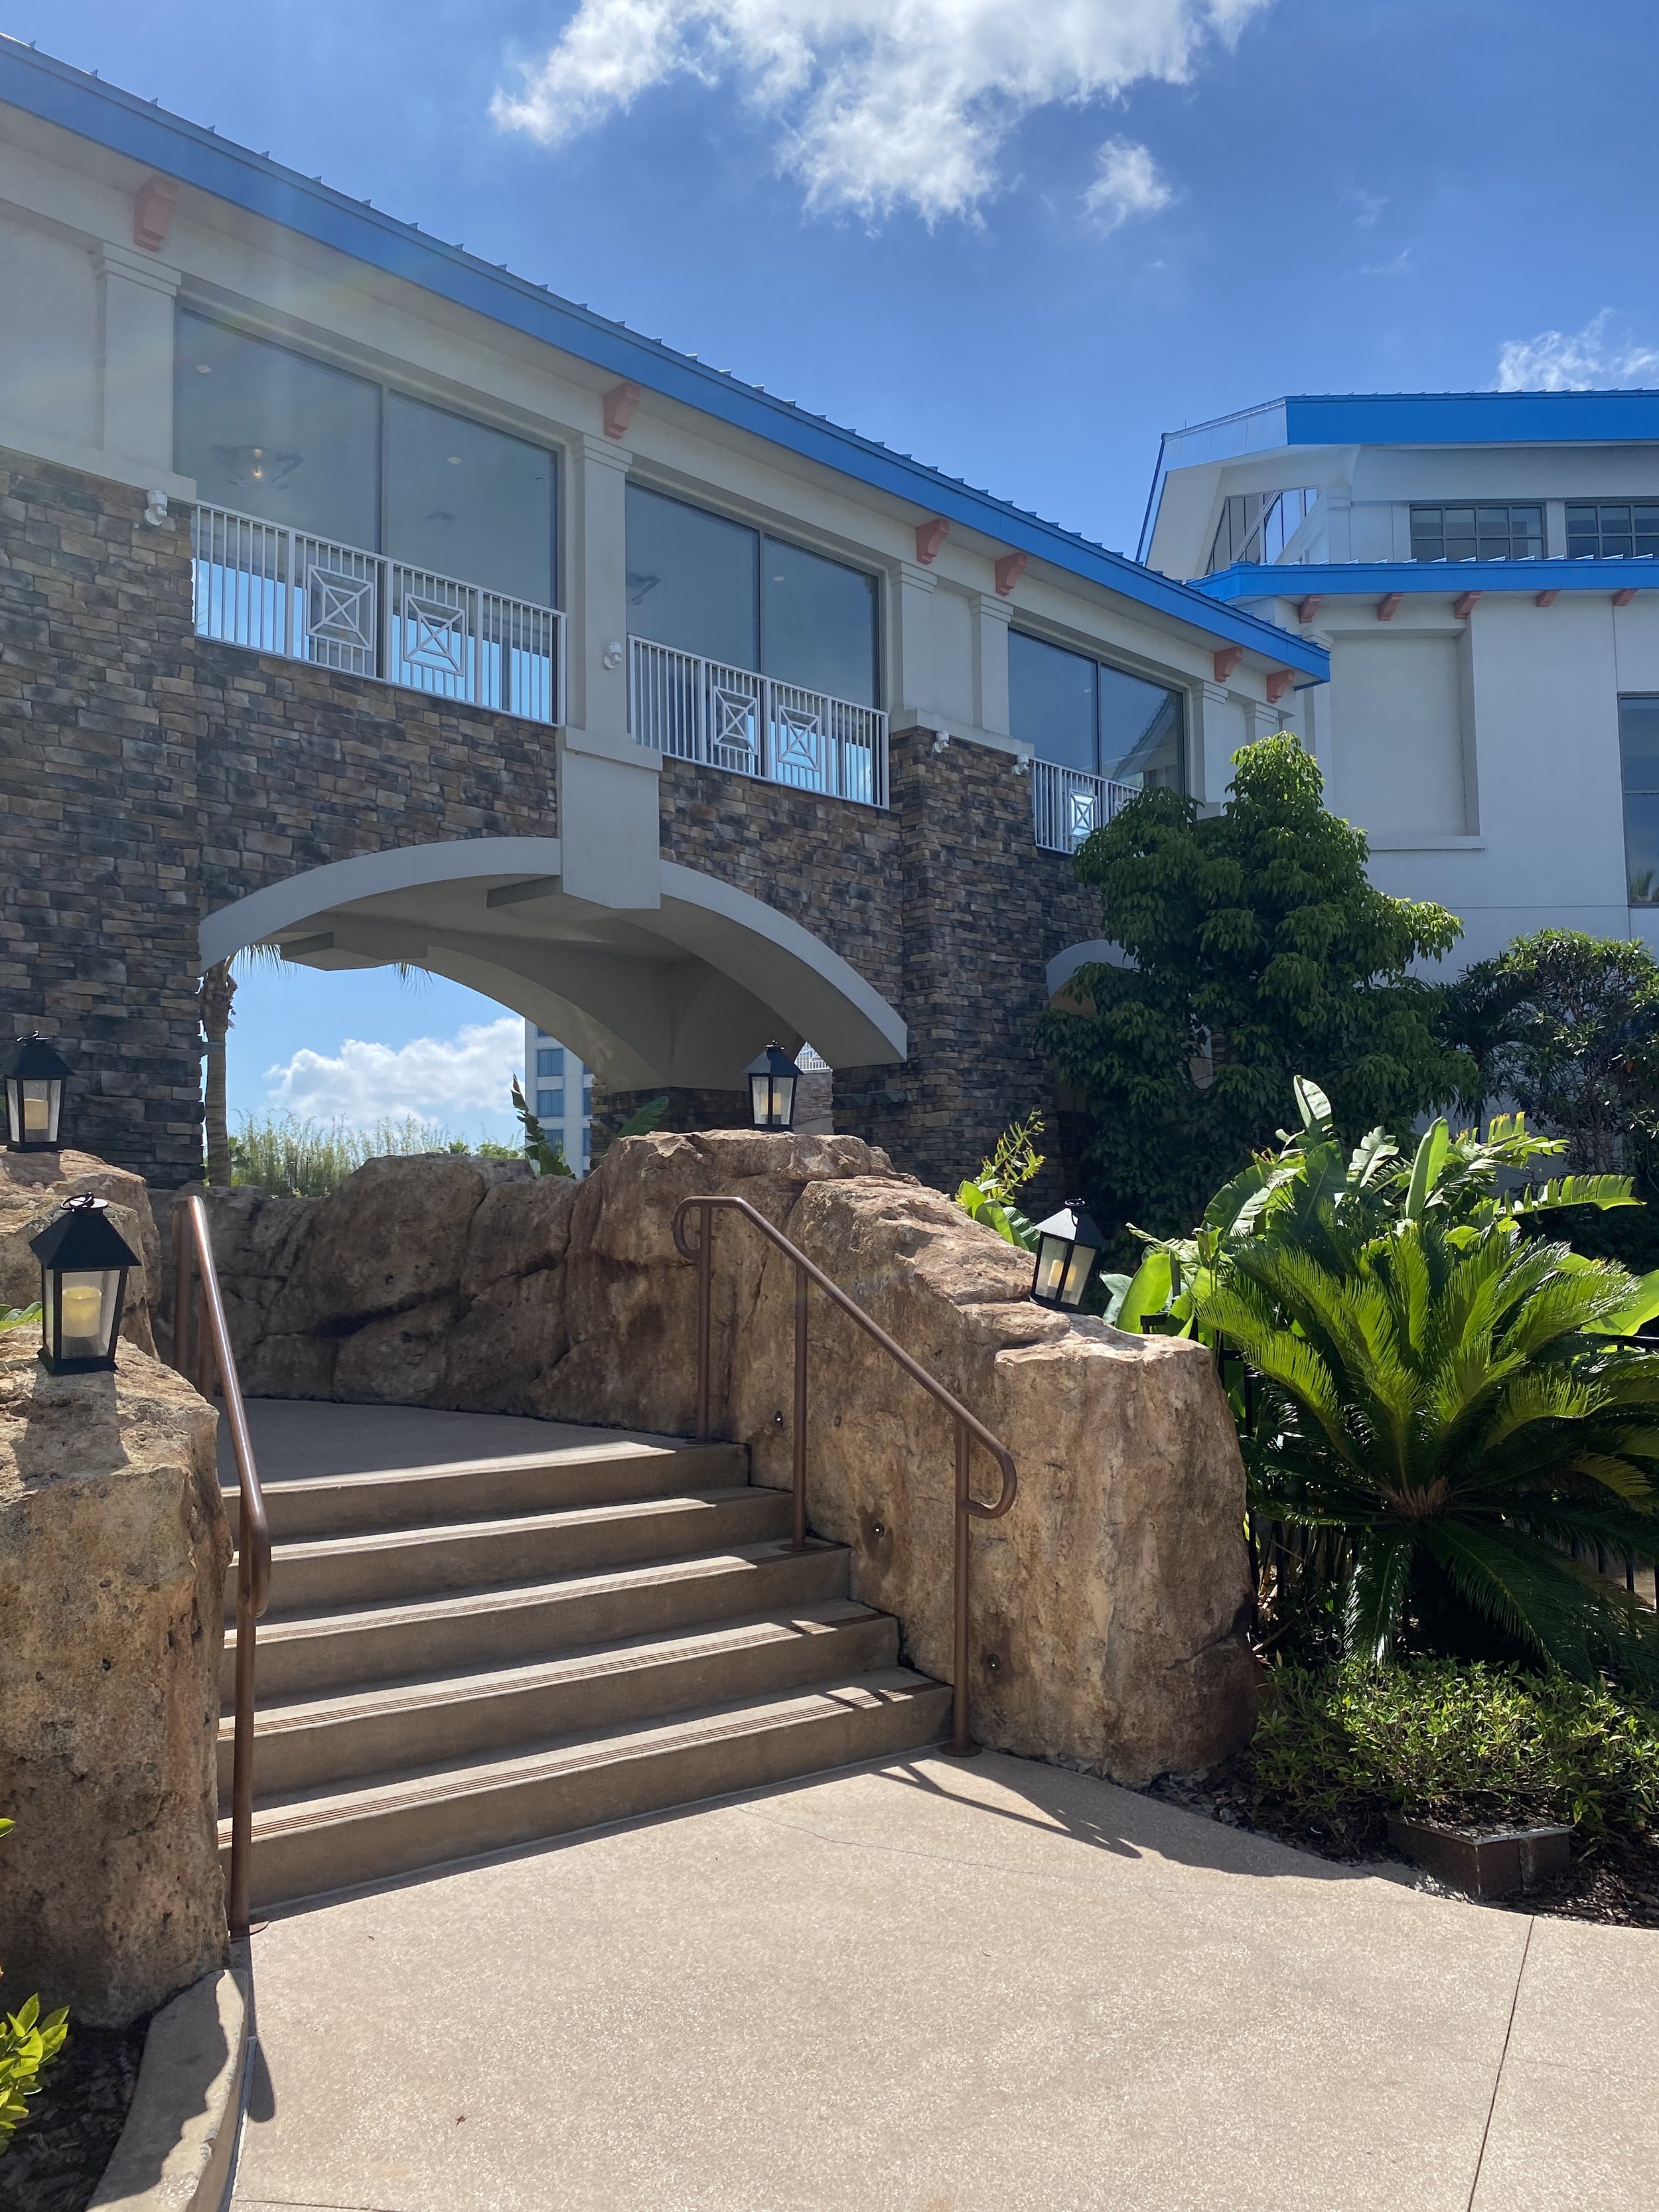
[191,505,565,727]
[628,635,887,807]
[1031,761,1139,852]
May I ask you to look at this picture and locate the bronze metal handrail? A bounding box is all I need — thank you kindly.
[170,1195,270,1935]
[672,1194,1017,1757]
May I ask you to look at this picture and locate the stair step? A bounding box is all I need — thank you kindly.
[226,1538,853,1702]
[255,1488,793,1616]
[227,1440,749,1543]
[218,1603,899,1801]
[223,1669,952,1909]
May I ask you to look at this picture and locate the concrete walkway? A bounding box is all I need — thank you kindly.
[232,1747,1658,2212]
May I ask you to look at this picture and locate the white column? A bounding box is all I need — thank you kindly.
[1194,681,1248,807]
[890,559,936,723]
[970,591,1012,737]
[94,242,179,475]
[1321,486,1353,563]
[557,431,662,910]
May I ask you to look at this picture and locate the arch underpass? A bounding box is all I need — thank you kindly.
[200,837,908,1094]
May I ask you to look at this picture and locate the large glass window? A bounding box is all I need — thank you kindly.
[177,312,556,605]
[385,394,553,605]
[1009,630,1184,789]
[1621,696,1659,905]
[177,311,378,549]
[1206,487,1318,573]
[1569,502,1659,561]
[1410,504,1544,562]
[626,485,758,671]
[625,483,877,704]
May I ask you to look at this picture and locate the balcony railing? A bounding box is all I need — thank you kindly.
[628,635,887,808]
[191,504,565,726]
[1032,761,1139,853]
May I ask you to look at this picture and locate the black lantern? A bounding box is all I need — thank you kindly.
[745,1042,800,1131]
[29,1195,138,1374]
[5,1035,70,1152]
[1030,1199,1107,1312]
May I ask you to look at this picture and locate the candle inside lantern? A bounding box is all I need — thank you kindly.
[60,1281,104,1339]
[21,1090,47,1139]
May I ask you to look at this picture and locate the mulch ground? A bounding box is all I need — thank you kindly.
[1146,1763,1659,1929]
[0,2015,147,2212]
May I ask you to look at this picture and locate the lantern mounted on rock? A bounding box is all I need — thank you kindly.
[744,1042,800,1132]
[5,1035,70,1152]
[29,1195,138,1374]
[1029,1198,1107,1313]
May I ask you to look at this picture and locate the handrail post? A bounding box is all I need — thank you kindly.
[950,1422,975,1758]
[792,1260,808,1553]
[696,1199,712,1441]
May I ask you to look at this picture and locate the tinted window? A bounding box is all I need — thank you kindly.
[384,394,553,605]
[1099,664,1183,787]
[1009,631,1098,773]
[763,537,879,706]
[626,484,758,671]
[177,311,379,549]
[1621,696,1659,904]
[1410,504,1544,563]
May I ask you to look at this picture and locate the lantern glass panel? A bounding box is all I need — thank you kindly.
[1034,1232,1070,1305]
[44,1268,121,1363]
[1061,1240,1096,1308]
[21,1080,60,1145]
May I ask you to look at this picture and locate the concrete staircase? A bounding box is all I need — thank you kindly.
[220,1433,948,1909]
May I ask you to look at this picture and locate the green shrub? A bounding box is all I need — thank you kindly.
[1250,1660,1659,1856]
[0,1820,68,2158]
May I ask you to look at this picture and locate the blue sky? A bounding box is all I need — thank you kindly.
[11,0,1653,1138]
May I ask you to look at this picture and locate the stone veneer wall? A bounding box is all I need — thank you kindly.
[4,445,1100,1192]
[0,447,560,1186]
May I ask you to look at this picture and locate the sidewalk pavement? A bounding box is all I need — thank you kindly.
[229,1748,1657,2212]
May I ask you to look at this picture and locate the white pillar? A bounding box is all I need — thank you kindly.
[970,591,1012,737]
[557,431,662,910]
[890,559,936,723]
[1194,681,1248,807]
[94,243,178,475]
[1322,486,1353,563]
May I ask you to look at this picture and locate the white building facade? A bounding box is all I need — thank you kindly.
[522,1025,592,1175]
[1141,392,1659,968]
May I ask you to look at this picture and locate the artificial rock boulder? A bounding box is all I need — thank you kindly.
[0,1330,229,2027]
[0,1148,161,1354]
[194,1136,1256,1783]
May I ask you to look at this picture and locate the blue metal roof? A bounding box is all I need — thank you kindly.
[0,37,1328,682]
[1198,557,1659,604]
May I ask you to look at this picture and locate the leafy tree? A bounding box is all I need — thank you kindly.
[1037,735,1470,1253]
[1443,928,1659,1270]
[1119,1080,1659,1687]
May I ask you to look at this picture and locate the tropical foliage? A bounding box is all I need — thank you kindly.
[956,1112,1045,1253]
[231,1112,518,1197]
[1036,735,1471,1257]
[510,1076,573,1177]
[1115,1080,1659,1686]
[0,1820,67,2158]
[1443,927,1659,1272]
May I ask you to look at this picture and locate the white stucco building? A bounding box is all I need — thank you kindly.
[1141,392,1659,967]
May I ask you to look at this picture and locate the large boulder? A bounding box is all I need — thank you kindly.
[0,1331,229,2028]
[189,1137,1256,1783]
[0,1149,161,1355]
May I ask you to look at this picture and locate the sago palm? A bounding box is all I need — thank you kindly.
[1198,1212,1659,1684]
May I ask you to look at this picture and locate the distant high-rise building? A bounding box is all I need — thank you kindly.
[522,1023,593,1176]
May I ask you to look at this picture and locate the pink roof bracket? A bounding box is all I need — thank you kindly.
[915,517,950,565]
[994,551,1028,597]
[1212,646,1244,682]
[133,175,178,252]
[603,382,642,440]
[1265,670,1294,705]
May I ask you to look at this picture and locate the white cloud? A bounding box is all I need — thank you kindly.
[1082,137,1173,234]
[261,1017,524,1129]
[1494,309,1659,393]
[492,0,1271,224]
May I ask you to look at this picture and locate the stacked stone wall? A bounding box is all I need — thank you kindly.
[4,445,1102,1191]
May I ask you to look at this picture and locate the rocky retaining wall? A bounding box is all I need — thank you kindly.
[184,1134,1256,1783]
[0,1155,228,2028]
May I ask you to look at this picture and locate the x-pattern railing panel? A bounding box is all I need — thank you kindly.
[629,634,887,808]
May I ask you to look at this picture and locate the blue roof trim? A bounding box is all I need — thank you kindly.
[1283,392,1659,448]
[0,38,1328,681]
[1198,558,1659,603]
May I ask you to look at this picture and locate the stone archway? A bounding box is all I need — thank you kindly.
[200,836,907,1099]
